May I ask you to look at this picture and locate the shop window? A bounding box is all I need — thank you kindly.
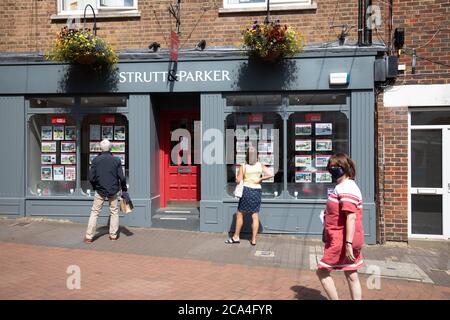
[30,97,75,108]
[28,115,78,196]
[287,111,349,199]
[80,114,129,195]
[58,0,137,15]
[289,93,347,105]
[225,112,283,199]
[225,94,282,107]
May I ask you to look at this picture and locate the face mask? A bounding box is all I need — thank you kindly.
[329,166,345,180]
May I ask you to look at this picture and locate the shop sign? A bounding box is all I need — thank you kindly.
[51,116,66,124]
[119,70,231,84]
[305,113,322,122]
[100,115,116,124]
[248,113,263,122]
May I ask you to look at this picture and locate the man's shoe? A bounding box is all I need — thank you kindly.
[84,237,93,244]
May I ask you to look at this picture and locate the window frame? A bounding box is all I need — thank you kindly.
[25,95,129,199]
[224,110,285,200]
[222,0,312,10]
[223,92,350,203]
[57,0,138,16]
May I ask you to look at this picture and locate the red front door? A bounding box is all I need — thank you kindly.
[160,111,200,207]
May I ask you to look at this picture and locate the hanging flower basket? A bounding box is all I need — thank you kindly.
[45,27,118,67]
[242,20,304,62]
[260,50,283,62]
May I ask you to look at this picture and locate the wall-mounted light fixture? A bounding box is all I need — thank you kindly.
[196,40,206,51]
[149,42,161,52]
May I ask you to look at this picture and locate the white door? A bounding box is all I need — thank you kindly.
[410,125,450,239]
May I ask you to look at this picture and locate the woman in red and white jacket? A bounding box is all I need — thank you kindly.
[317,153,364,300]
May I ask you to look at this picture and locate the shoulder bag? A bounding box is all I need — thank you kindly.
[233,164,246,198]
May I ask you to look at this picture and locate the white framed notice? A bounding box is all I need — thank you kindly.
[61,153,76,165]
[102,125,114,140]
[41,126,53,140]
[41,141,57,153]
[64,126,77,140]
[53,166,65,181]
[236,153,246,165]
[53,125,65,140]
[65,166,76,181]
[89,142,102,152]
[41,166,53,181]
[316,171,332,183]
[114,126,126,140]
[90,125,101,140]
[316,155,331,168]
[258,153,274,165]
[315,123,333,136]
[295,123,312,136]
[262,166,274,183]
[41,154,57,165]
[110,142,126,153]
[295,139,312,152]
[315,139,333,151]
[61,141,76,153]
[295,155,312,167]
[295,171,312,183]
[236,141,247,153]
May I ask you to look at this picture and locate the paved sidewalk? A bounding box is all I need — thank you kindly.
[0,218,449,300]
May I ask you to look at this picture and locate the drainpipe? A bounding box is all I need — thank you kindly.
[365,0,373,45]
[358,0,364,46]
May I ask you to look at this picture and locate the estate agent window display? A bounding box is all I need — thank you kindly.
[26,96,128,198]
[224,93,349,201]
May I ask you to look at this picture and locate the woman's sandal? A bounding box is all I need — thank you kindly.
[225,237,240,244]
[250,240,256,246]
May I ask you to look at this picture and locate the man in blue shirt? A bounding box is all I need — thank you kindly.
[84,139,127,243]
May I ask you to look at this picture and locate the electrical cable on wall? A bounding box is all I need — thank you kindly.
[402,48,450,69]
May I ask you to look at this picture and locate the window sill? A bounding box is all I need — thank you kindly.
[51,10,141,21]
[219,3,317,14]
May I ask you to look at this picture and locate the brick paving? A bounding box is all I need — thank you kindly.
[0,241,449,300]
[0,218,449,300]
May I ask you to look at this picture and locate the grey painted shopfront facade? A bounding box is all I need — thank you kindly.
[0,47,382,244]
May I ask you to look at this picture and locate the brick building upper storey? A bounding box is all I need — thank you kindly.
[0,1,449,243]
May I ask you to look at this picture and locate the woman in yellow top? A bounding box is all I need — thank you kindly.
[226,145,274,246]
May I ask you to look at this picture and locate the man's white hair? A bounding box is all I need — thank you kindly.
[100,139,111,152]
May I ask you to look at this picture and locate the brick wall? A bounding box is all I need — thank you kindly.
[376,0,449,242]
[393,0,450,85]
[0,0,366,53]
[376,93,410,242]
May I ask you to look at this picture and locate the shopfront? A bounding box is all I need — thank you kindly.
[0,47,381,243]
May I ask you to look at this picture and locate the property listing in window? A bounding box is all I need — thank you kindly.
[28,115,77,196]
[81,114,129,194]
[287,111,349,199]
[225,112,283,198]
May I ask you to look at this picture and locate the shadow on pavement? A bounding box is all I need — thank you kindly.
[291,286,327,300]
[92,223,134,241]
